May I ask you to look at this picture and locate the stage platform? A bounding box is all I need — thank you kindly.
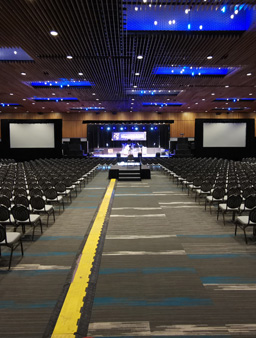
[108,162,151,179]
[93,147,168,158]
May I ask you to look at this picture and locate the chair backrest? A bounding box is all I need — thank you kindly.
[244,195,256,210]
[200,182,212,192]
[0,195,11,209]
[44,187,58,199]
[212,187,225,199]
[0,188,12,199]
[0,204,11,222]
[227,195,242,208]
[0,224,7,243]
[11,205,30,222]
[55,182,66,193]
[13,195,30,208]
[227,187,241,196]
[29,187,43,197]
[30,195,45,210]
[249,207,256,223]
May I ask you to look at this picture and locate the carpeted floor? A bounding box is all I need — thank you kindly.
[1,169,256,337]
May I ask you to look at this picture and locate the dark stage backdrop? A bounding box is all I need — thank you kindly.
[1,119,62,161]
[195,119,255,160]
[87,124,170,152]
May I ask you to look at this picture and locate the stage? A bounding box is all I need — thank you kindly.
[93,147,168,158]
[108,162,151,179]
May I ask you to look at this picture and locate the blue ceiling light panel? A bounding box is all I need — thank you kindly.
[212,107,249,111]
[154,66,236,77]
[0,103,22,107]
[30,80,92,88]
[32,97,79,102]
[0,47,34,61]
[143,102,183,107]
[126,89,181,96]
[70,107,105,111]
[214,98,256,102]
[125,4,255,31]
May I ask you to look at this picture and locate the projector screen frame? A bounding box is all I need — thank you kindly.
[195,119,255,160]
[1,119,62,161]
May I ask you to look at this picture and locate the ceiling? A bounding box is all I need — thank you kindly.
[1,0,256,117]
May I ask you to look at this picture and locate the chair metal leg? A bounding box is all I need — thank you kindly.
[8,247,14,270]
[20,239,24,256]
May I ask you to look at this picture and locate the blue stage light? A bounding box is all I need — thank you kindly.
[113,126,116,130]
[100,126,104,130]
[30,80,92,88]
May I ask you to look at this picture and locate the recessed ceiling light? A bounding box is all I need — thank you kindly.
[211,93,215,95]
[50,30,58,36]
[167,99,170,101]
[143,0,147,2]
[137,55,143,59]
[14,51,17,55]
[10,93,13,95]
[132,98,135,100]
[96,98,99,100]
[52,93,55,95]
[225,85,229,88]
[133,85,137,88]
[135,6,138,11]
[247,73,252,76]
[32,102,35,105]
[66,55,73,59]
[78,72,83,76]
[202,98,205,101]
[23,98,26,101]
[130,110,132,112]
[131,103,134,105]
[249,93,253,95]
[21,72,26,76]
[230,14,234,19]
[154,21,158,25]
[135,73,140,76]
[207,55,213,60]
[195,102,198,105]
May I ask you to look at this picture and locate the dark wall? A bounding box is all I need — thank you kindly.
[1,119,62,161]
[195,119,255,160]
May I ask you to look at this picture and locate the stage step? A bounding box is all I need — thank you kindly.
[118,170,141,181]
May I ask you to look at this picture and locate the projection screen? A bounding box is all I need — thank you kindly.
[203,122,246,147]
[10,123,55,148]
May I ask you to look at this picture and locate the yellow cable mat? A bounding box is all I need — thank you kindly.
[51,179,116,338]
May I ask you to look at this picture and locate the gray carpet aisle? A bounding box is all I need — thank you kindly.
[88,171,256,338]
[0,171,109,338]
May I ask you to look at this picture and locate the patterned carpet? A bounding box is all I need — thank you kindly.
[1,169,256,337]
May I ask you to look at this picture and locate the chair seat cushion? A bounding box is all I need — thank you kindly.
[0,232,21,245]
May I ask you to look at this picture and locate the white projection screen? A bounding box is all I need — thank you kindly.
[10,123,55,148]
[203,122,246,147]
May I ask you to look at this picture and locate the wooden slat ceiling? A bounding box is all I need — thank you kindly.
[0,0,256,115]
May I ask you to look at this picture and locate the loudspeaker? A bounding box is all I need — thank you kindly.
[116,153,121,158]
[156,152,160,157]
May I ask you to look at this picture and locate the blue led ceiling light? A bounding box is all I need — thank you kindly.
[126,89,181,96]
[32,97,79,102]
[211,107,249,111]
[214,98,256,102]
[70,107,105,111]
[0,103,22,107]
[30,80,92,88]
[154,66,236,76]
[125,4,255,31]
[0,47,34,61]
[143,102,183,107]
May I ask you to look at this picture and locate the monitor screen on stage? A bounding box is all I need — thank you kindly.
[203,122,246,147]
[9,123,55,148]
[112,131,147,141]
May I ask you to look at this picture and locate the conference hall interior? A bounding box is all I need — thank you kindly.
[1,1,256,337]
